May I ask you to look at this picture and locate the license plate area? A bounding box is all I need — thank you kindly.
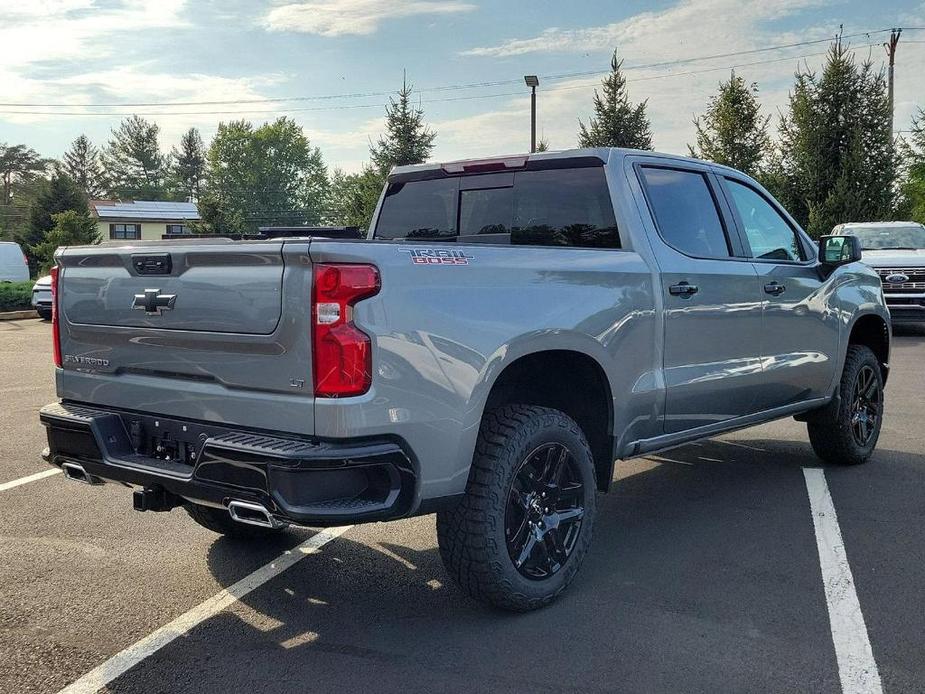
[124,416,216,468]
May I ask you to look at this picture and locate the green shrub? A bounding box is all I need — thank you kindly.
[0,281,34,312]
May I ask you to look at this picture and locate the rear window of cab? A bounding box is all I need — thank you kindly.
[374,166,620,249]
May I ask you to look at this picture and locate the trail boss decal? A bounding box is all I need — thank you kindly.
[400,248,473,266]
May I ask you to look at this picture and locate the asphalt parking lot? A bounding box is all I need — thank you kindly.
[2,318,923,694]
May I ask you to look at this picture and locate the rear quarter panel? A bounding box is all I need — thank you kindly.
[309,236,659,503]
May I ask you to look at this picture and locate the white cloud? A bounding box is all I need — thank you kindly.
[0,0,187,68]
[264,0,475,37]
[463,0,828,57]
[0,0,283,143]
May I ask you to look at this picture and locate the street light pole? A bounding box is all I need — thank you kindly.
[524,75,539,153]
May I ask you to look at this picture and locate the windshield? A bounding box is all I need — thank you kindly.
[842,225,925,250]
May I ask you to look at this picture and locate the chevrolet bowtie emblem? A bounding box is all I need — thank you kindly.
[132,288,176,315]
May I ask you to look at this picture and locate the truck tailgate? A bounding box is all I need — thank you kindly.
[55,240,316,435]
[62,243,283,333]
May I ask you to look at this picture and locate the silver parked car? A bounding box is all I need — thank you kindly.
[834,221,925,324]
[31,275,53,320]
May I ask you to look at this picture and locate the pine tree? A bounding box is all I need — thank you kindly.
[17,172,87,275]
[769,39,896,237]
[102,115,169,199]
[62,135,106,199]
[170,128,206,202]
[689,73,771,177]
[897,108,925,224]
[370,74,436,174]
[535,137,550,152]
[578,50,652,150]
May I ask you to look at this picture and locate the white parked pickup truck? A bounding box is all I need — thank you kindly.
[835,221,925,324]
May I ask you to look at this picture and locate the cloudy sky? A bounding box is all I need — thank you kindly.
[1,0,923,173]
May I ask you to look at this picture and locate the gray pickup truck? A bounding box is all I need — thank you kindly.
[40,148,890,611]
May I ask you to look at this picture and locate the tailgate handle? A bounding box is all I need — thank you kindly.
[132,253,172,275]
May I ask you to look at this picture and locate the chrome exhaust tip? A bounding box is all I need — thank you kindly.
[227,500,282,529]
[61,461,103,486]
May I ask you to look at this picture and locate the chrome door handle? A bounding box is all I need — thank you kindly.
[763,282,786,296]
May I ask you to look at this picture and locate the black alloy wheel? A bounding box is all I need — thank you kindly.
[505,442,585,580]
[850,364,882,447]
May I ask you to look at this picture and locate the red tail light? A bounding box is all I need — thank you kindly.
[311,263,380,397]
[50,265,62,368]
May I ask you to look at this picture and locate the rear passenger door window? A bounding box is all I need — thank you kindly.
[723,178,805,262]
[639,167,732,259]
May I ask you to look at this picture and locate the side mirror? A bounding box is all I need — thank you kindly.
[819,235,862,268]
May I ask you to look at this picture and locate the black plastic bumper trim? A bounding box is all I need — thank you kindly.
[39,401,417,527]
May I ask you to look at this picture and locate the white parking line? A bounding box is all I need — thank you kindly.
[56,525,353,694]
[803,468,882,694]
[0,468,61,492]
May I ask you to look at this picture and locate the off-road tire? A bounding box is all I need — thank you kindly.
[436,405,597,611]
[807,345,884,465]
[185,503,286,539]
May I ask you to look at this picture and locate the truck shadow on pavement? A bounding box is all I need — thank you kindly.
[106,437,923,693]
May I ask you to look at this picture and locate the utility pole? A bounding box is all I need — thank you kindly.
[886,28,901,134]
[524,75,539,153]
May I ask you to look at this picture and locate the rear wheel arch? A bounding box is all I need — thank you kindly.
[480,349,615,491]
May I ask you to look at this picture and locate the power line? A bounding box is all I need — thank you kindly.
[0,42,884,118]
[0,28,893,110]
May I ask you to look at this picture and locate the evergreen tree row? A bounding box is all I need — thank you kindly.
[2,38,924,267]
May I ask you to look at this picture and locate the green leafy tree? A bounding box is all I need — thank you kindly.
[897,108,925,224]
[18,172,87,275]
[197,118,329,234]
[370,75,436,174]
[170,127,206,202]
[102,115,169,199]
[578,50,652,150]
[689,73,771,177]
[768,40,896,237]
[329,166,385,230]
[62,135,107,199]
[31,209,100,272]
[0,143,47,206]
[0,174,47,243]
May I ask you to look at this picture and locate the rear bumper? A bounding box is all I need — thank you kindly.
[39,401,417,527]
[31,289,51,309]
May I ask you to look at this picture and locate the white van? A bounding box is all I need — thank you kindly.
[0,242,30,282]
